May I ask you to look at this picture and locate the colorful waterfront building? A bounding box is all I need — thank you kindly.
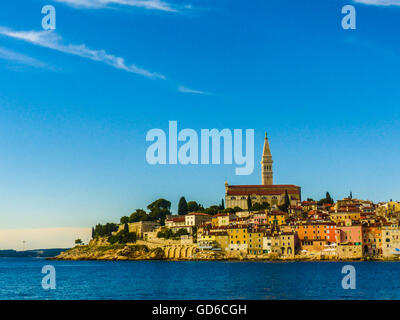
[296,222,337,244]
[330,207,361,223]
[211,213,235,227]
[185,212,212,227]
[248,230,264,255]
[382,223,400,258]
[266,210,287,226]
[227,226,248,252]
[362,224,382,256]
[251,212,268,226]
[337,224,362,245]
[278,232,295,256]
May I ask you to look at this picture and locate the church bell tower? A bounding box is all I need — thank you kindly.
[261,132,273,185]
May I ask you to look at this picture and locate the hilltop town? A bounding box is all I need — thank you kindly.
[57,133,400,261]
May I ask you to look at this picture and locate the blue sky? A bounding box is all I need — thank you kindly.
[1,0,400,248]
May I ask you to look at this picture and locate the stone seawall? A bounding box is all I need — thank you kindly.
[51,243,390,262]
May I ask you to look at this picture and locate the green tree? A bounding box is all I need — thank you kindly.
[188,201,201,212]
[93,223,118,238]
[147,198,171,225]
[178,197,188,215]
[124,232,137,243]
[157,227,173,239]
[75,239,82,245]
[318,192,334,205]
[247,195,252,211]
[108,234,118,244]
[120,216,129,224]
[91,227,95,239]
[251,201,270,211]
[187,201,203,212]
[220,199,225,210]
[279,190,290,213]
[204,205,220,215]
[129,209,148,222]
[325,192,334,204]
[124,223,129,233]
[174,228,189,238]
[108,230,136,244]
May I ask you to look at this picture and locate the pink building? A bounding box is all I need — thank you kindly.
[337,225,362,245]
[252,212,267,225]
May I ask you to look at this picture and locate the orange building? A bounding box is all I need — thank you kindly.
[362,224,382,256]
[296,223,338,244]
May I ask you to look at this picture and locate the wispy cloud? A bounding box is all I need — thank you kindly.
[353,0,400,6]
[178,85,208,95]
[0,46,49,69]
[0,27,165,79]
[0,27,208,94]
[52,0,179,12]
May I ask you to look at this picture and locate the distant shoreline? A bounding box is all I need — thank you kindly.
[0,248,69,258]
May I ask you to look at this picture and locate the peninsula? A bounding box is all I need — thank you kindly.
[56,133,400,262]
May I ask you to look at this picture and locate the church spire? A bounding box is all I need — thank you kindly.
[261,132,273,185]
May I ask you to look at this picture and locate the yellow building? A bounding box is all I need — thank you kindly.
[211,213,234,227]
[330,211,361,223]
[266,210,287,226]
[197,232,229,251]
[214,234,229,251]
[377,201,400,216]
[248,231,264,255]
[227,226,248,252]
[197,234,215,249]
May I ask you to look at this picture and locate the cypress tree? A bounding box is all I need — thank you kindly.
[326,192,334,204]
[282,190,290,213]
[124,223,129,234]
[178,196,189,215]
[247,195,252,211]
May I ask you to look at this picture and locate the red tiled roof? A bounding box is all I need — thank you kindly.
[213,213,229,217]
[269,210,287,215]
[187,212,210,216]
[169,217,185,222]
[302,201,317,205]
[227,184,301,196]
[229,184,300,188]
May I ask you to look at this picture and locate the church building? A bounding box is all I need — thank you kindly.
[225,132,301,209]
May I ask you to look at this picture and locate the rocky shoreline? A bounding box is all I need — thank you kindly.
[50,244,398,262]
